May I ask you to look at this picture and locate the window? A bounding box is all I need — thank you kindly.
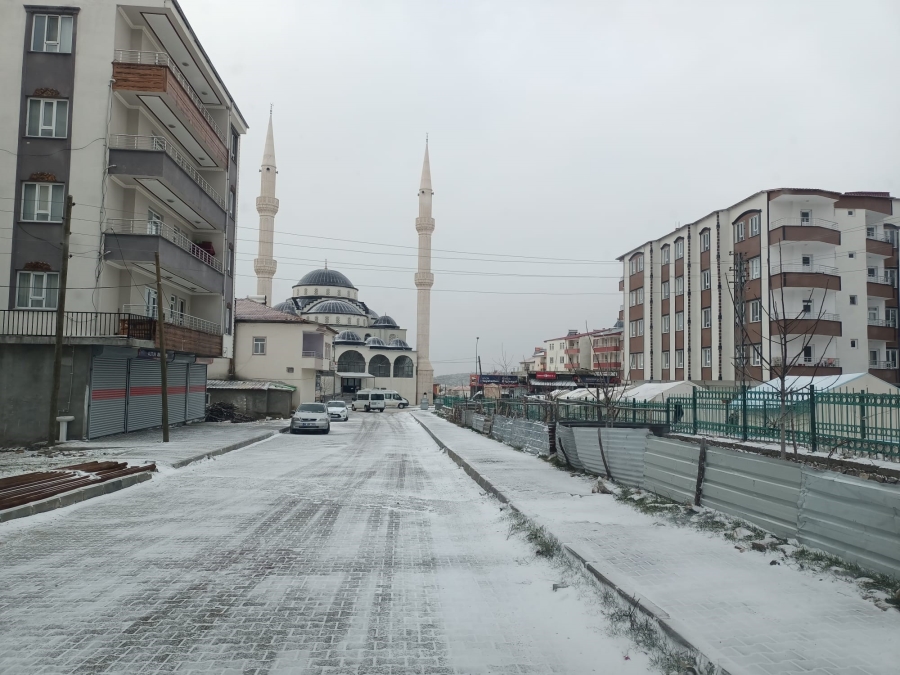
[549,357,554,364]
[749,257,761,280]
[675,276,684,296]
[850,339,858,349]
[847,210,855,217]
[868,306,879,321]
[637,319,644,336]
[662,351,670,370]
[661,315,670,333]
[637,287,644,304]
[887,308,898,327]
[850,295,858,306]
[702,307,711,328]
[549,343,554,350]
[701,270,711,290]
[661,246,670,264]
[868,267,877,279]
[638,256,644,272]
[227,244,234,276]
[16,271,59,308]
[225,304,232,335]
[750,299,761,323]
[849,252,855,259]
[675,239,684,259]
[253,337,267,355]
[749,215,760,237]
[228,190,235,217]
[629,354,635,370]
[661,281,670,299]
[702,347,711,367]
[31,14,74,53]
[231,130,239,162]
[147,208,163,235]
[866,226,876,238]
[629,288,644,306]
[675,350,684,368]
[675,311,684,331]
[802,299,812,314]
[735,221,745,242]
[630,255,644,274]
[559,356,565,364]
[735,345,747,366]
[800,210,811,225]
[630,321,637,337]
[869,350,879,367]
[21,182,64,221]
[700,230,710,252]
[636,352,644,370]
[26,99,68,138]
[888,349,898,368]
[751,344,762,366]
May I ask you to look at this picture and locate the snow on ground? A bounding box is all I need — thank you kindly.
[0,411,655,674]
[415,411,900,675]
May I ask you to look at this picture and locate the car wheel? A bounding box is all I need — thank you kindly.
[290,429,299,434]
[324,426,330,434]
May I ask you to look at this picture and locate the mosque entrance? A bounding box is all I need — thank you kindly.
[341,378,363,394]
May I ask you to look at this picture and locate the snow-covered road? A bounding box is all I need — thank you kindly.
[0,412,653,675]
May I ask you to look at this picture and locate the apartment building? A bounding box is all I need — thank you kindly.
[0,1,247,442]
[525,324,624,392]
[619,189,900,385]
[518,347,547,373]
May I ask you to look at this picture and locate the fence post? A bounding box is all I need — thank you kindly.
[809,384,817,453]
[741,385,748,441]
[692,388,698,435]
[665,398,671,428]
[694,437,708,506]
[860,392,867,440]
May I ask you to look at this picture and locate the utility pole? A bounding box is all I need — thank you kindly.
[154,252,170,442]
[47,195,74,446]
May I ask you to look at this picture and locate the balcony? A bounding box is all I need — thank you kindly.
[867,318,896,342]
[301,350,329,370]
[593,345,620,353]
[0,310,153,345]
[772,356,841,376]
[104,219,224,293]
[769,217,840,246]
[564,348,580,355]
[769,263,840,291]
[867,274,895,299]
[112,51,227,167]
[108,135,227,230]
[123,305,223,357]
[866,233,894,257]
[564,363,577,370]
[770,313,842,337]
[869,362,898,383]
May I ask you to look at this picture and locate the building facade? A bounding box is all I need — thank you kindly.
[620,189,900,385]
[0,1,246,442]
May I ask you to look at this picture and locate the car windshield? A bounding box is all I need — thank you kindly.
[297,404,326,413]
[327,401,346,408]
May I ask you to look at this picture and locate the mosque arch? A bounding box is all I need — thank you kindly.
[393,355,414,378]
[337,350,366,373]
[368,354,391,378]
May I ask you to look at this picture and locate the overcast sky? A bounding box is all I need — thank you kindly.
[186,0,900,375]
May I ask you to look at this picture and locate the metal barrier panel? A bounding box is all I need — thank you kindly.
[472,414,485,433]
[555,424,581,469]
[601,428,648,488]
[701,447,801,539]
[798,470,900,577]
[642,437,700,503]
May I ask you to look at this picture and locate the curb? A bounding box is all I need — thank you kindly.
[169,429,285,468]
[413,413,733,675]
[0,471,153,523]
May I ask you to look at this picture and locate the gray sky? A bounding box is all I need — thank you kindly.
[186,0,900,374]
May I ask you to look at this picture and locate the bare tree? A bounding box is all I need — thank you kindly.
[492,343,517,374]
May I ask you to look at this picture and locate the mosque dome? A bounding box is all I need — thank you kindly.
[365,336,386,348]
[372,315,399,328]
[335,330,365,344]
[303,299,365,316]
[294,268,356,290]
[272,300,300,315]
[387,338,412,350]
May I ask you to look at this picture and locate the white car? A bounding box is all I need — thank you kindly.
[290,403,330,434]
[326,400,349,421]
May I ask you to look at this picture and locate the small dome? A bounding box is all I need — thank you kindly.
[365,336,386,348]
[294,268,356,290]
[272,300,300,316]
[303,299,365,316]
[335,330,365,344]
[372,315,399,328]
[387,338,411,350]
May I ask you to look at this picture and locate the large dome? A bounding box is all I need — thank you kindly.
[303,299,365,316]
[365,336,386,348]
[294,268,356,290]
[335,330,365,344]
[372,315,399,328]
[387,338,412,350]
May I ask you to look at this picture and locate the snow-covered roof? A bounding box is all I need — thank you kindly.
[752,373,871,394]
[207,379,296,391]
[624,380,703,402]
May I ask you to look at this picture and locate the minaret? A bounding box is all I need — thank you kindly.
[415,139,435,403]
[253,110,278,305]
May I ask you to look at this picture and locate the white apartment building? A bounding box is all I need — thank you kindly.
[0,1,247,442]
[620,189,900,386]
[539,324,623,382]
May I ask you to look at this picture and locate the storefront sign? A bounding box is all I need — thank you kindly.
[535,372,557,380]
[137,348,174,361]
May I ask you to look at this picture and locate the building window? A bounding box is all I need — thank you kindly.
[637,319,644,336]
[662,351,670,370]
[228,190,236,217]
[231,129,239,162]
[549,357,554,364]
[750,299,761,323]
[559,356,565,364]
[675,276,684,296]
[700,231,710,252]
[749,215,760,237]
[31,14,74,53]
[735,221,745,242]
[887,349,898,368]
[253,337,267,355]
[16,270,59,309]
[702,307,711,328]
[26,98,68,138]
[702,347,711,367]
[675,239,684,259]
[661,314,670,334]
[701,270,711,290]
[629,321,637,337]
[751,344,762,366]
[850,339,858,349]
[848,210,855,216]
[675,350,684,368]
[869,350,879,367]
[661,281,669,299]
[850,295,858,306]
[630,255,644,274]
[21,182,65,222]
[636,353,644,369]
[749,257,761,280]
[661,246,670,264]
[868,306,878,321]
[675,312,684,331]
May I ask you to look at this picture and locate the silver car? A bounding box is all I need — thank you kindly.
[290,403,330,434]
[326,400,349,421]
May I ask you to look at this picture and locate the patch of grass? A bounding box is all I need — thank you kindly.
[790,548,900,607]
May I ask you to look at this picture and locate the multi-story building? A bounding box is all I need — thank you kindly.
[518,347,546,374]
[619,189,900,385]
[0,1,247,443]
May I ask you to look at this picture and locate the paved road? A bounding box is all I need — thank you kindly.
[0,411,651,675]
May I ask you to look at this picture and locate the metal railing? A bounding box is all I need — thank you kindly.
[868,273,894,286]
[105,219,224,273]
[770,263,839,276]
[772,356,841,368]
[122,304,221,336]
[776,312,841,323]
[109,135,227,211]
[866,231,894,244]
[113,50,225,143]
[0,310,153,340]
[302,351,323,359]
[870,360,896,370]
[771,216,838,229]
[868,318,896,328]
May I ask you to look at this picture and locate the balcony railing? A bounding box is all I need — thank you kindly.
[302,351,323,359]
[773,356,840,368]
[770,217,838,229]
[781,312,841,322]
[868,318,897,328]
[109,135,227,211]
[868,273,894,286]
[770,263,839,276]
[870,360,897,370]
[105,219,224,273]
[113,50,225,143]
[0,310,153,340]
[123,304,221,336]
[866,232,895,244]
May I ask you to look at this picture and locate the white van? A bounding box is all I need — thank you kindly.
[381,390,409,409]
[351,389,386,412]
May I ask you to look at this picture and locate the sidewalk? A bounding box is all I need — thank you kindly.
[0,420,285,478]
[414,411,900,675]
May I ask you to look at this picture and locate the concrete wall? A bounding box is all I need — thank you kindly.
[208,388,293,419]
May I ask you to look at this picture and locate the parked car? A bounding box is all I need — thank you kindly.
[351,390,386,412]
[382,390,409,409]
[290,403,330,434]
[326,400,349,421]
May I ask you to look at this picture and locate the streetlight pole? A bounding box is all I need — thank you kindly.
[475,336,480,397]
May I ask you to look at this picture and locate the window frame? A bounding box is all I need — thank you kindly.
[701,269,711,290]
[735,221,745,242]
[675,276,684,296]
[749,256,761,280]
[21,182,65,222]
[661,246,670,264]
[750,299,762,323]
[661,280,670,299]
[702,347,711,367]
[15,270,59,309]
[749,215,760,237]
[31,14,74,54]
[750,344,762,367]
[675,350,684,368]
[700,230,710,252]
[662,351,670,370]
[702,307,711,328]
[26,98,69,138]
[661,314,670,334]
[675,311,684,332]
[674,239,684,259]
[252,336,267,355]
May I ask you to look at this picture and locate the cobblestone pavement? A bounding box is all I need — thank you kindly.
[414,412,900,675]
[0,411,652,675]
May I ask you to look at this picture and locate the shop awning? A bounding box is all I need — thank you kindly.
[335,372,375,378]
[529,378,577,387]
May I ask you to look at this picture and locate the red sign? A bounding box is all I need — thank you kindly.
[535,372,557,380]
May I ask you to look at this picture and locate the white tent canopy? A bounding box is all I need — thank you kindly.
[752,373,898,395]
[623,380,703,402]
